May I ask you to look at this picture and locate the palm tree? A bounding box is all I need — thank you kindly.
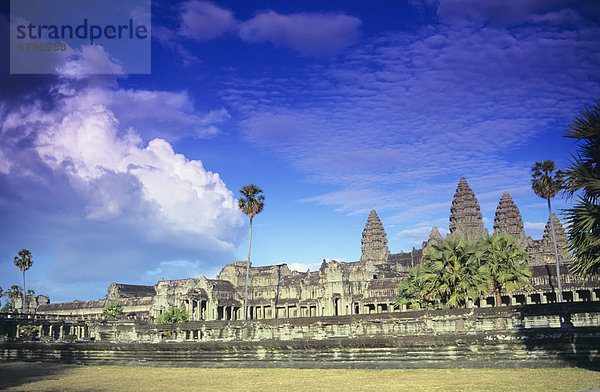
[13,249,33,313]
[7,285,23,311]
[419,237,489,308]
[531,160,564,302]
[238,185,265,320]
[480,235,531,306]
[395,265,436,310]
[562,100,600,276]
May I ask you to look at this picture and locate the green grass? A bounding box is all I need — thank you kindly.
[1,362,599,391]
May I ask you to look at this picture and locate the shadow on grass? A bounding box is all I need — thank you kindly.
[0,361,77,389]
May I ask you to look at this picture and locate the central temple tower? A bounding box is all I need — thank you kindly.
[449,177,487,239]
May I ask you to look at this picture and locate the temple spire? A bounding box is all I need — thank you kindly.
[493,192,526,248]
[360,210,390,263]
[543,213,568,257]
[423,226,443,250]
[449,177,486,239]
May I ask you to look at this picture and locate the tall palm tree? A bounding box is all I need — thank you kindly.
[238,185,265,320]
[480,235,531,306]
[562,100,600,276]
[531,160,564,302]
[13,249,33,313]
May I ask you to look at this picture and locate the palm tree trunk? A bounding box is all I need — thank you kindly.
[495,287,502,307]
[22,270,26,314]
[244,218,253,320]
[547,198,563,302]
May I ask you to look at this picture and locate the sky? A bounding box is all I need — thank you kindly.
[1,0,600,303]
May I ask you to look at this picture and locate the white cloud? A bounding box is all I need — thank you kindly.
[287,262,321,272]
[179,1,237,40]
[34,97,243,242]
[0,78,245,299]
[57,45,125,76]
[166,3,362,57]
[239,11,361,56]
[524,221,546,239]
[56,88,229,142]
[393,226,448,248]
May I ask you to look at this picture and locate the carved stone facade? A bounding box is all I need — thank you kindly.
[33,177,600,321]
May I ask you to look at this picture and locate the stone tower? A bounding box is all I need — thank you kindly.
[542,212,569,259]
[493,192,526,248]
[423,226,444,250]
[360,210,390,263]
[449,177,486,239]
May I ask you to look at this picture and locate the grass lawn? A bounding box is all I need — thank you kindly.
[0,362,599,391]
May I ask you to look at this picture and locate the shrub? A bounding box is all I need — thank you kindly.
[103,301,124,319]
[155,307,189,324]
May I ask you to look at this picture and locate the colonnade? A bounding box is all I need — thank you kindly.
[3,319,88,340]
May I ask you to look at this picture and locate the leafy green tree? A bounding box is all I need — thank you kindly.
[562,101,600,276]
[0,286,3,308]
[103,301,124,319]
[1,304,11,313]
[480,234,531,306]
[238,184,265,320]
[155,307,190,324]
[531,160,564,301]
[7,285,23,311]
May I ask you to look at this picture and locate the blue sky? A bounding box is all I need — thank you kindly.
[1,0,599,303]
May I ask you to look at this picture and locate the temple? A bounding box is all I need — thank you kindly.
[22,178,600,320]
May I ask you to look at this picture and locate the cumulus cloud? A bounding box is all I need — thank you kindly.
[0,75,245,300]
[56,45,125,77]
[63,88,231,141]
[239,11,361,56]
[34,101,241,237]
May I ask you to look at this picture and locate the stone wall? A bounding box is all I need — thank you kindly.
[2,303,598,369]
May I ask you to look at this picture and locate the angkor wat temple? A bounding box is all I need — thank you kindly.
[29,178,600,321]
